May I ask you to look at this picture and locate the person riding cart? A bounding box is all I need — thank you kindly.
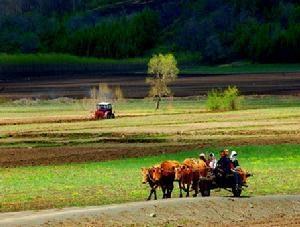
[216,149,242,190]
[230,151,248,187]
[199,149,252,197]
[230,151,239,167]
[216,149,231,176]
[208,153,217,169]
[199,153,207,164]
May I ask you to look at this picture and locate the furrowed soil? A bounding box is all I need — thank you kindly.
[0,143,193,167]
[1,72,300,99]
[1,101,300,167]
[0,195,299,226]
[1,136,300,167]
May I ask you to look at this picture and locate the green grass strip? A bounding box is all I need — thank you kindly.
[0,144,299,212]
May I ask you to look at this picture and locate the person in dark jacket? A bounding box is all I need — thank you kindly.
[216,149,231,175]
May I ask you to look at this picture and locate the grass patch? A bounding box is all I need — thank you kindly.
[182,63,300,74]
[2,54,300,74]
[0,144,299,212]
[0,53,147,65]
[1,96,300,117]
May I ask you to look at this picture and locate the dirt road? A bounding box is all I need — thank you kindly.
[0,195,299,226]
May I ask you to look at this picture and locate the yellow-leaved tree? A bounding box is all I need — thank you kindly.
[147,53,179,109]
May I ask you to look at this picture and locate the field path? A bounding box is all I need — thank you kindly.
[0,195,299,226]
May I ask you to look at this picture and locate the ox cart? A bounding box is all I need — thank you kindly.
[199,170,251,197]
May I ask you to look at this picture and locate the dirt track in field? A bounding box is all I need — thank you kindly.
[0,143,194,167]
[0,195,299,226]
[0,113,150,126]
[1,72,300,98]
[1,136,299,167]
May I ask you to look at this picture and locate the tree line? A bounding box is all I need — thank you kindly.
[1,0,300,63]
[0,9,159,58]
[175,0,300,63]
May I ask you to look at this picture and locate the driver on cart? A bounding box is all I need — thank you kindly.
[216,149,231,176]
[216,149,242,190]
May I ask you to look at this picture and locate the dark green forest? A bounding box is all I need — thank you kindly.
[1,0,300,63]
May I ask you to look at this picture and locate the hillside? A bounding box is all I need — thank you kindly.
[1,0,300,64]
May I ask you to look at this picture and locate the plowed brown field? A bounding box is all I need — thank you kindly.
[2,72,300,98]
[1,136,300,167]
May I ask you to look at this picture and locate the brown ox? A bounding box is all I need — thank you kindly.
[159,160,180,198]
[141,165,161,200]
[175,165,193,197]
[236,167,252,185]
[175,158,207,197]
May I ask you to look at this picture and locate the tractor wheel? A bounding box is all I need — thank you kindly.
[106,113,112,119]
[111,114,115,119]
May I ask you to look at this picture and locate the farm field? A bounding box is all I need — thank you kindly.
[2,72,300,99]
[0,144,299,212]
[2,0,300,224]
[0,96,299,214]
[1,96,300,166]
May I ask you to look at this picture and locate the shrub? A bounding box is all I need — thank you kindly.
[206,89,223,111]
[0,97,10,104]
[114,85,125,102]
[90,83,113,103]
[206,86,242,111]
[51,97,75,104]
[12,98,39,106]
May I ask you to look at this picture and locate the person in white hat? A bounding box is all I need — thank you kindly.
[208,152,217,169]
[230,150,248,187]
[230,151,239,168]
[199,153,207,164]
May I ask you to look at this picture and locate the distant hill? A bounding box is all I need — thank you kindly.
[1,0,300,64]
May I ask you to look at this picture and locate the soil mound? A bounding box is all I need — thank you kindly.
[0,195,299,226]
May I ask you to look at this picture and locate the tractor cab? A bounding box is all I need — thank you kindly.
[96,102,112,111]
[95,102,115,119]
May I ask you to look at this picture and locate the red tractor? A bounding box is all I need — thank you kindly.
[94,102,115,119]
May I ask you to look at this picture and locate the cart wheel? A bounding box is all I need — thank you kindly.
[200,189,210,197]
[232,187,242,197]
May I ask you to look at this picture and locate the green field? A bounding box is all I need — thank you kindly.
[182,63,300,74]
[0,144,299,212]
[0,53,146,65]
[0,96,300,212]
[1,96,300,148]
[3,54,300,74]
